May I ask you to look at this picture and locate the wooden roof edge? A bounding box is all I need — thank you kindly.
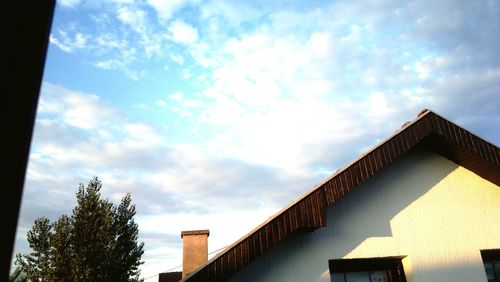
[426,111,499,167]
[182,109,499,281]
[428,110,499,151]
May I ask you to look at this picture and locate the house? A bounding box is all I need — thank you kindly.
[163,109,500,282]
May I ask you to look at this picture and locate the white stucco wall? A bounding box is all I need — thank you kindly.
[228,148,500,282]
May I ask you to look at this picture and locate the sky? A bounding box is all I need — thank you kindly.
[12,0,500,280]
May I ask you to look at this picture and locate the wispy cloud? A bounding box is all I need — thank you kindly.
[58,0,81,8]
[116,6,149,33]
[169,92,184,101]
[50,30,89,53]
[94,33,128,53]
[168,19,199,44]
[154,100,168,107]
[38,83,118,129]
[145,0,192,21]
[179,0,500,172]
[200,0,263,26]
[170,54,185,65]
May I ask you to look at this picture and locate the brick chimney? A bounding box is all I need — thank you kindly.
[181,230,209,278]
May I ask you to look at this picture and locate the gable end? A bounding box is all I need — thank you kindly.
[183,110,500,282]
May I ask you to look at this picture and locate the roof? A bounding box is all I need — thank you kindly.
[159,271,182,282]
[182,109,500,282]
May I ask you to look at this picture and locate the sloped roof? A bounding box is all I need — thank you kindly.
[159,271,182,282]
[182,109,500,282]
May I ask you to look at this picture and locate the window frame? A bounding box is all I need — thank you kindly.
[481,249,500,282]
[329,256,407,282]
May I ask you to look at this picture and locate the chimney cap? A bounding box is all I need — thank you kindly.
[181,230,210,238]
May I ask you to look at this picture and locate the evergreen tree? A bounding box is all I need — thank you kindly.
[108,194,144,281]
[16,217,52,281]
[16,177,144,282]
[51,215,73,282]
[71,179,115,281]
[9,266,27,282]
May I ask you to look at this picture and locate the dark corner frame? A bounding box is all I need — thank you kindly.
[481,249,500,261]
[1,1,56,280]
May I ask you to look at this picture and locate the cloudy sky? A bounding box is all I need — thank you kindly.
[13,0,500,280]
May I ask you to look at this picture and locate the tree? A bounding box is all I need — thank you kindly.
[16,177,144,282]
[9,265,27,282]
[108,194,144,281]
[16,217,52,281]
[51,215,72,282]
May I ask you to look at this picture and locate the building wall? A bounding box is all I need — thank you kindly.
[228,148,500,282]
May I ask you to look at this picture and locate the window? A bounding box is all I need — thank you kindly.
[329,256,407,282]
[331,270,390,282]
[482,249,500,282]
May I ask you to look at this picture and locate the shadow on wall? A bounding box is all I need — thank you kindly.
[227,147,498,282]
[317,146,452,257]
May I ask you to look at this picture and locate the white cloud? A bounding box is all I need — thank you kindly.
[49,33,73,53]
[93,46,143,80]
[39,83,118,130]
[124,123,164,145]
[114,8,163,59]
[182,3,458,171]
[169,92,183,101]
[94,59,125,70]
[116,7,148,33]
[134,103,149,110]
[107,0,135,3]
[145,43,162,58]
[182,99,202,108]
[415,58,432,79]
[58,0,81,8]
[200,0,262,25]
[168,19,199,44]
[309,32,333,58]
[200,96,371,170]
[170,54,185,64]
[155,100,168,107]
[94,33,128,52]
[50,31,89,53]
[182,69,191,79]
[51,3,165,77]
[27,84,176,179]
[146,0,191,20]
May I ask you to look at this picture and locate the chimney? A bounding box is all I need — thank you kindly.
[181,230,209,278]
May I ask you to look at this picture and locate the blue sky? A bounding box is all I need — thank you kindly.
[14,0,500,280]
